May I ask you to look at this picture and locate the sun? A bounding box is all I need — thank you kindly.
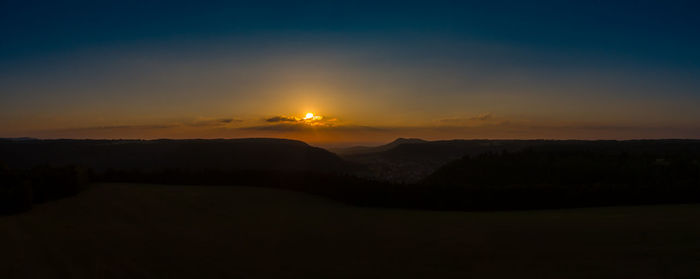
[304,112,314,119]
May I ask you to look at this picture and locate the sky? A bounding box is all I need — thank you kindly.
[1,0,700,146]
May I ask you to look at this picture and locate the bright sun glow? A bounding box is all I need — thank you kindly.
[304,113,314,119]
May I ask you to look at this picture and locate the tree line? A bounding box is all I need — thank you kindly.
[3,140,700,213]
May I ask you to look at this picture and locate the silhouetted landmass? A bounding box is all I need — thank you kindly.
[332,137,427,156]
[419,141,700,210]
[0,137,37,141]
[96,169,390,206]
[0,138,347,172]
[0,164,89,214]
[5,183,700,279]
[341,139,547,182]
[2,138,700,213]
[87,139,700,211]
[0,138,346,214]
[0,165,32,214]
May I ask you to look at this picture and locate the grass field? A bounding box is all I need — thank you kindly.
[2,183,700,278]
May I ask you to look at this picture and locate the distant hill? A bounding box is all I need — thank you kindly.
[331,138,427,156]
[340,139,544,182]
[0,138,347,173]
[421,140,700,209]
[0,137,37,141]
[339,139,700,183]
[424,140,700,188]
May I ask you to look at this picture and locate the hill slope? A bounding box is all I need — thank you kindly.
[1,183,700,279]
[341,139,542,182]
[341,139,700,183]
[331,138,427,156]
[0,138,347,173]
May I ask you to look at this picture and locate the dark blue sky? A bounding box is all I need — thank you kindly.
[3,1,699,63]
[1,0,700,143]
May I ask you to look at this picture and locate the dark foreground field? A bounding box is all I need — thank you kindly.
[2,183,700,279]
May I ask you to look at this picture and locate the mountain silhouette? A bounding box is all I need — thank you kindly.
[332,138,427,156]
[0,138,347,173]
[419,140,700,209]
[340,139,541,182]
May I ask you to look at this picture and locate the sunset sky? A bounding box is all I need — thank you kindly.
[2,1,700,146]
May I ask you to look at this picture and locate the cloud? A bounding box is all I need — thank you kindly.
[241,123,307,131]
[64,124,177,131]
[263,114,338,127]
[240,123,385,132]
[187,118,242,127]
[470,113,492,121]
[439,113,496,126]
[266,116,300,123]
[46,117,243,133]
[218,118,238,124]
